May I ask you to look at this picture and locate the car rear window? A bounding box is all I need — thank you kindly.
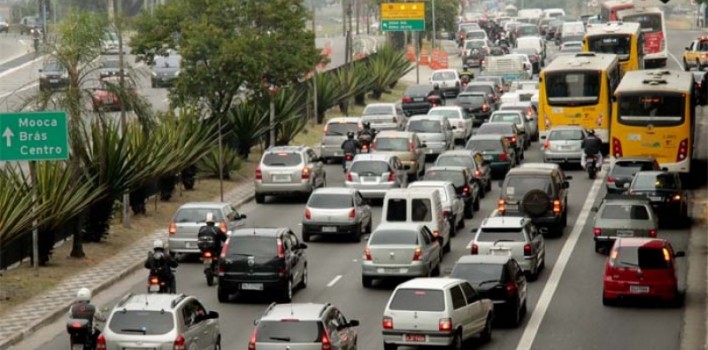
[411,198,433,222]
[369,229,418,245]
[451,262,504,285]
[389,289,445,312]
[263,152,302,166]
[467,139,502,152]
[108,311,174,335]
[549,129,584,140]
[428,109,461,120]
[458,94,485,105]
[425,170,466,188]
[174,208,224,223]
[491,113,521,124]
[408,120,442,133]
[308,194,353,209]
[363,105,393,115]
[614,247,669,269]
[476,228,526,242]
[325,122,359,136]
[466,86,493,95]
[477,124,512,135]
[503,176,552,199]
[386,198,407,221]
[255,320,322,343]
[633,173,679,190]
[228,236,276,257]
[375,137,409,151]
[601,204,650,220]
[610,164,644,177]
[405,85,432,97]
[351,160,390,175]
[436,155,474,169]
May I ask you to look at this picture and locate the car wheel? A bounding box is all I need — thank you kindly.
[362,276,373,288]
[464,202,474,219]
[352,224,362,243]
[457,216,465,230]
[521,299,528,317]
[480,315,493,343]
[299,264,308,289]
[509,301,521,327]
[255,193,265,204]
[473,195,481,211]
[214,337,221,350]
[365,219,372,234]
[443,238,451,253]
[683,59,690,71]
[602,295,616,307]
[479,185,486,199]
[485,179,492,192]
[383,342,397,350]
[280,279,293,303]
[520,149,525,160]
[302,231,311,243]
[217,286,230,303]
[594,241,604,254]
[450,333,463,350]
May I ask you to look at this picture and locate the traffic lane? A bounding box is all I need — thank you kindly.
[666,29,701,70]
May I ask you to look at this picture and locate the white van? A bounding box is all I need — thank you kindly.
[381,188,452,253]
[515,36,546,61]
[543,8,565,19]
[518,8,543,22]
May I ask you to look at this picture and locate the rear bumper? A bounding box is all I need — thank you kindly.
[168,237,200,254]
[383,330,454,346]
[320,146,345,159]
[362,262,427,277]
[219,276,287,293]
[424,143,448,155]
[302,222,360,235]
[255,180,313,195]
[603,280,677,301]
[543,150,582,163]
[345,182,399,198]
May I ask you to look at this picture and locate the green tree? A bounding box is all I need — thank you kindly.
[424,0,459,41]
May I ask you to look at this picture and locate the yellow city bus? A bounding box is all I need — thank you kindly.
[538,52,620,147]
[611,70,696,173]
[583,21,644,77]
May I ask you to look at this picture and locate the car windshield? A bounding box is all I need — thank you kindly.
[436,156,474,169]
[325,122,359,136]
[363,105,393,115]
[467,139,502,152]
[351,160,391,175]
[477,124,512,135]
[476,228,525,242]
[369,230,418,245]
[504,176,552,199]
[374,137,409,151]
[549,129,584,140]
[255,321,322,343]
[458,94,485,105]
[408,120,442,133]
[633,173,679,190]
[587,35,631,60]
[452,263,504,285]
[601,204,650,220]
[389,289,445,312]
[429,109,461,120]
[263,153,301,166]
[174,208,224,223]
[545,71,600,106]
[491,113,522,125]
[308,194,353,209]
[425,170,466,188]
[108,311,174,335]
[154,56,181,68]
[613,246,669,269]
[228,236,276,257]
[611,162,655,176]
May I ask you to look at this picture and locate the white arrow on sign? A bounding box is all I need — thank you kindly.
[3,127,14,147]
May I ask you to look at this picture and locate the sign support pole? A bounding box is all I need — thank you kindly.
[415,31,420,84]
[30,160,39,275]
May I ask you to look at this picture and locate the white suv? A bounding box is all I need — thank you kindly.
[382,277,494,350]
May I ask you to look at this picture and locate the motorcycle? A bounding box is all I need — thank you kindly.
[427,94,443,108]
[460,75,471,88]
[66,318,97,350]
[586,155,599,179]
[147,272,170,294]
[198,236,218,286]
[358,132,375,154]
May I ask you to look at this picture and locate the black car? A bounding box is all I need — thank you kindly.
[217,227,308,303]
[627,171,689,223]
[692,71,707,106]
[151,54,181,88]
[606,157,661,194]
[39,61,68,92]
[474,75,507,94]
[457,92,493,126]
[424,166,481,219]
[401,84,435,116]
[451,255,527,327]
[465,82,501,108]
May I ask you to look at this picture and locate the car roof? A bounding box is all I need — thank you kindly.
[178,202,228,209]
[231,227,285,237]
[311,187,357,195]
[506,167,554,176]
[481,216,527,228]
[396,277,467,290]
[548,125,585,131]
[119,294,188,312]
[456,255,512,264]
[260,303,330,321]
[481,121,515,127]
[266,145,307,153]
[459,91,487,96]
[633,170,668,177]
[614,157,657,163]
[613,237,668,249]
[469,134,504,140]
[500,102,532,108]
[374,222,427,232]
[433,69,457,73]
[519,163,562,172]
[353,153,394,162]
[327,117,361,123]
[439,149,475,157]
[429,106,464,112]
[492,110,523,116]
[409,181,454,189]
[366,103,396,108]
[601,194,651,205]
[467,81,495,87]
[409,115,445,121]
[376,130,414,138]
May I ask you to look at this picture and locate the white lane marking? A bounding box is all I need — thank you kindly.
[0,82,38,99]
[515,170,605,350]
[0,55,44,78]
[327,275,342,287]
[668,52,683,69]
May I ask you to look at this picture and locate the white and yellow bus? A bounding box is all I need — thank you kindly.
[611,70,696,173]
[617,7,667,69]
[583,21,644,77]
[538,52,620,146]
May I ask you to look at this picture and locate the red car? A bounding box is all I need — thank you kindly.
[91,77,135,112]
[603,238,685,306]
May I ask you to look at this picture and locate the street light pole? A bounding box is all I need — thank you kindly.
[312,3,319,123]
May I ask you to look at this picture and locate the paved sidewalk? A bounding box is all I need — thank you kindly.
[0,180,256,350]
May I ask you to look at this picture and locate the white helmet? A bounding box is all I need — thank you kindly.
[205,212,215,224]
[76,288,91,303]
[153,239,165,250]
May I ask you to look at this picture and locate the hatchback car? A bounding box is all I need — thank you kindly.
[167,202,247,256]
[371,131,426,179]
[627,171,689,222]
[405,115,453,158]
[456,92,493,126]
[606,157,661,194]
[91,76,137,112]
[101,294,220,350]
[382,277,494,349]
[474,75,507,94]
[434,149,493,196]
[476,122,524,162]
[408,181,465,233]
[345,153,407,199]
[39,60,69,92]
[592,195,658,254]
[255,146,326,203]
[430,69,461,97]
[362,103,406,130]
[425,166,480,218]
[249,303,359,350]
[361,223,443,288]
[428,106,473,143]
[468,216,545,280]
[218,227,307,303]
[401,84,436,116]
[319,117,362,162]
[466,134,516,177]
[499,102,539,141]
[451,255,528,326]
[512,47,542,73]
[302,187,372,242]
[489,111,530,149]
[151,54,181,88]
[603,238,685,306]
[542,126,586,165]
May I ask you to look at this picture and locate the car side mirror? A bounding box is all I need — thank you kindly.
[591,206,598,212]
[298,243,308,250]
[348,320,360,327]
[661,167,668,171]
[623,183,630,189]
[240,214,247,219]
[207,311,219,319]
[674,251,686,258]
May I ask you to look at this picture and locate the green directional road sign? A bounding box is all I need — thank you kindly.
[381,19,426,32]
[0,111,69,161]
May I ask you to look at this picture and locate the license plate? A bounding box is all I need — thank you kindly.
[322,226,337,232]
[72,344,83,350]
[241,283,263,291]
[649,196,662,201]
[148,284,160,292]
[363,176,378,182]
[185,242,196,248]
[413,97,425,102]
[630,285,649,293]
[560,145,572,150]
[272,174,291,182]
[399,268,408,273]
[404,334,426,342]
[617,230,634,237]
[49,79,59,83]
[490,248,511,256]
[483,155,493,160]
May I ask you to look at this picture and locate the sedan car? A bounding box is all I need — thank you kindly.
[361,223,443,288]
[91,76,137,112]
[606,157,662,194]
[167,202,247,256]
[466,134,517,177]
[39,60,68,92]
[401,84,436,117]
[371,131,426,179]
[151,54,181,88]
[591,195,658,254]
[456,92,493,126]
[408,181,465,233]
[362,103,406,130]
[302,187,372,242]
[254,146,327,203]
[627,171,689,223]
[428,106,473,143]
[424,166,480,218]
[434,149,492,196]
[405,115,453,158]
[542,126,586,165]
[344,153,408,199]
[499,102,538,141]
[476,122,524,162]
[430,69,461,98]
[511,47,542,73]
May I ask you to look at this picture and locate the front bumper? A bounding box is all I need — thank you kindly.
[361,261,428,278]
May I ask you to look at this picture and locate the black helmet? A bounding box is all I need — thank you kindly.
[363,122,370,129]
[433,83,440,89]
[347,131,355,139]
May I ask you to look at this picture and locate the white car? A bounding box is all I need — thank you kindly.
[430,69,461,98]
[408,181,465,234]
[428,106,473,142]
[382,277,494,349]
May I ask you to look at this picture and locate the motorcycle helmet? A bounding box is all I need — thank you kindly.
[587,128,595,136]
[463,64,469,71]
[76,288,92,303]
[153,239,165,250]
[205,212,215,224]
[433,83,440,89]
[347,131,355,139]
[363,122,370,129]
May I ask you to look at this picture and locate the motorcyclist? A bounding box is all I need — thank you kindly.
[581,129,603,169]
[31,28,40,53]
[428,83,446,106]
[359,122,375,138]
[459,64,474,81]
[144,239,178,293]
[341,131,360,171]
[197,212,228,271]
[68,288,104,345]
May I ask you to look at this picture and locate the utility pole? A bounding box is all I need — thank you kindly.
[312,2,318,123]
[432,0,437,49]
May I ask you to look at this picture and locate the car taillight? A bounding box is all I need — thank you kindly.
[506,281,518,298]
[402,96,412,103]
[612,137,623,158]
[345,154,353,161]
[544,141,550,149]
[471,243,479,254]
[497,199,505,213]
[277,238,285,258]
[677,138,688,161]
[672,194,682,201]
[203,251,212,259]
[248,328,258,350]
[96,334,106,350]
[221,238,230,258]
[553,199,561,214]
[387,171,396,182]
[382,316,394,329]
[349,208,356,219]
[463,185,471,196]
[174,334,186,350]
[168,223,176,235]
[302,168,311,179]
[305,208,311,220]
[499,153,507,161]
[364,247,372,260]
[412,247,422,260]
[649,229,657,237]
[474,170,481,177]
[524,243,532,256]
[321,331,332,350]
[482,104,489,111]
[593,228,602,236]
[255,167,262,180]
[362,144,368,152]
[432,230,440,238]
[443,210,451,218]
[439,318,453,331]
[607,176,615,183]
[409,140,415,153]
[510,136,517,144]
[150,276,159,284]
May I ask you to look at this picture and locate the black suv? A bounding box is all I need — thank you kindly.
[401,84,436,116]
[497,163,571,236]
[218,228,308,303]
[457,92,494,126]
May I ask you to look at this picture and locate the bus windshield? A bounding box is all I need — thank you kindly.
[622,13,662,32]
[587,35,631,61]
[617,93,685,127]
[545,71,600,106]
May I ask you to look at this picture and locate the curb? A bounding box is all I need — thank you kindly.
[0,192,255,350]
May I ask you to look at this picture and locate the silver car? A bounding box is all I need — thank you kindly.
[499,101,539,141]
[362,103,406,130]
[408,181,465,233]
[405,115,453,158]
[542,126,586,164]
[302,187,372,242]
[428,106,473,142]
[319,117,362,161]
[361,223,443,288]
[344,153,408,199]
[489,110,530,148]
[591,196,659,254]
[255,146,327,203]
[168,202,247,255]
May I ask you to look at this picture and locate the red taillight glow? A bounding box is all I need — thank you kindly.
[71,321,82,328]
[649,229,657,237]
[409,140,415,153]
[321,331,332,350]
[506,281,517,298]
[432,230,440,238]
[499,153,507,161]
[471,243,479,254]
[219,221,228,233]
[482,104,489,111]
[255,167,263,180]
[168,223,177,235]
[497,199,505,213]
[346,171,354,182]
[388,172,396,182]
[345,154,353,161]
[593,228,602,236]
[439,318,453,331]
[510,136,517,144]
[475,170,481,177]
[277,238,285,258]
[544,141,550,149]
[412,247,422,260]
[96,334,106,350]
[323,124,328,133]
[607,176,616,183]
[523,243,532,256]
[150,276,159,284]
[220,238,230,258]
[203,251,212,259]
[382,316,393,329]
[443,210,451,218]
[364,247,372,260]
[305,208,311,220]
[349,208,356,219]
[248,328,257,350]
[463,185,470,196]
[612,137,623,158]
[302,167,311,179]
[174,334,186,350]
[402,96,412,103]
[676,138,688,162]
[553,199,561,214]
